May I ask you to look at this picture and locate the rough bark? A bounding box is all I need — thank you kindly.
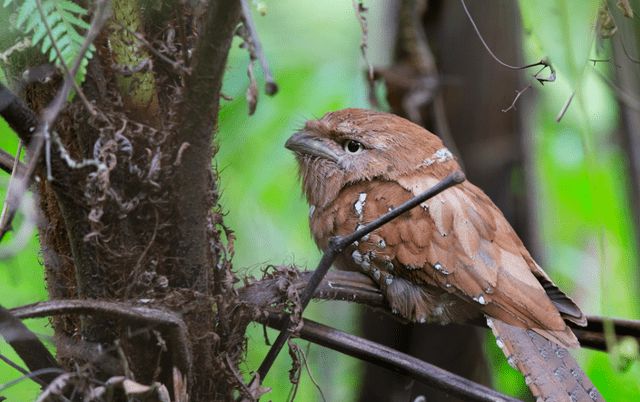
[3,2,244,400]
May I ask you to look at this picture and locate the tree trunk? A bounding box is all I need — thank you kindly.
[8,2,245,400]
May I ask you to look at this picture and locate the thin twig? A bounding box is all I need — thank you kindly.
[501,84,532,113]
[555,91,575,122]
[263,314,521,402]
[240,0,278,95]
[352,0,374,83]
[0,353,39,384]
[588,58,618,66]
[297,342,326,402]
[0,368,68,393]
[459,0,555,81]
[0,142,23,230]
[252,171,466,385]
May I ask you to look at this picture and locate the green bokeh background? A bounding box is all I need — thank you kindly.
[1,0,640,400]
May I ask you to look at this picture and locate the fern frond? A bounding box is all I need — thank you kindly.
[5,0,94,84]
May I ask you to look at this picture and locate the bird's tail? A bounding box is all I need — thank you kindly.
[487,318,604,402]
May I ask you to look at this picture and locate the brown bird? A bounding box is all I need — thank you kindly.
[286,108,603,401]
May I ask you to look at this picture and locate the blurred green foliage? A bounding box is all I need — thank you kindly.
[1,0,639,400]
[0,119,50,401]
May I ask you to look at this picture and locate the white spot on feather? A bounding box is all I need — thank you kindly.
[352,250,363,265]
[354,192,367,218]
[423,147,454,167]
[432,262,450,275]
[309,205,316,218]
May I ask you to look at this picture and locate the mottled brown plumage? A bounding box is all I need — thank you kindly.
[286,108,603,401]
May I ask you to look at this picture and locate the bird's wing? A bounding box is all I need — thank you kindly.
[393,172,580,346]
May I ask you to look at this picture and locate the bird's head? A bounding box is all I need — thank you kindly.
[285,108,457,207]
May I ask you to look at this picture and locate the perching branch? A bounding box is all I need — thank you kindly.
[241,269,640,353]
[253,171,466,385]
[263,313,522,402]
[238,270,385,309]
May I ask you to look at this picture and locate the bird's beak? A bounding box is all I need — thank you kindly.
[285,131,339,162]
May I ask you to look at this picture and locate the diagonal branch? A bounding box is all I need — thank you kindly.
[0,148,26,176]
[459,0,555,82]
[253,171,466,384]
[263,313,522,402]
[0,84,39,144]
[0,305,60,387]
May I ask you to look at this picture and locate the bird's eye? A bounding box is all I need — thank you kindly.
[344,140,364,154]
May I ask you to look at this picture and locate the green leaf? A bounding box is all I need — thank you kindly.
[15,0,36,28]
[8,0,94,86]
[58,0,87,15]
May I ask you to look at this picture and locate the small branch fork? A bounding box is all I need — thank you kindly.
[459,0,555,80]
[459,0,557,113]
[251,171,466,386]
